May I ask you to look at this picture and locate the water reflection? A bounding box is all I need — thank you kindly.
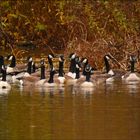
[0,88,10,95]
[72,86,94,95]
[18,85,65,95]
[43,87,64,94]
[0,82,140,140]
[124,81,140,94]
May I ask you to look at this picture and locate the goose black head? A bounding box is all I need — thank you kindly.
[7,54,15,61]
[104,54,112,60]
[130,55,137,63]
[59,54,64,62]
[69,53,76,60]
[48,53,55,59]
[81,57,88,64]
[27,56,33,62]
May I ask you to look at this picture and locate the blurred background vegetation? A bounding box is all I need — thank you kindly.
[0,0,140,69]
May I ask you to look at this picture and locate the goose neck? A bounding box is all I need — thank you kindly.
[85,72,91,82]
[27,61,32,74]
[2,69,6,81]
[69,59,76,73]
[48,71,55,83]
[10,56,16,67]
[48,57,53,66]
[58,61,64,76]
[104,57,110,73]
[130,60,135,73]
[40,65,46,79]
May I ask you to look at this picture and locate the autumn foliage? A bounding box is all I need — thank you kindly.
[0,0,140,69]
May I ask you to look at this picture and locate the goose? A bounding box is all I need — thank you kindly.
[17,56,40,86]
[65,53,76,79]
[0,65,11,90]
[15,56,37,79]
[11,56,31,81]
[103,54,116,82]
[35,59,47,86]
[29,61,40,77]
[47,53,55,70]
[105,54,126,77]
[122,55,140,82]
[0,55,24,83]
[55,55,65,84]
[93,54,125,83]
[80,64,95,88]
[43,67,59,87]
[74,57,92,85]
[104,54,115,76]
[5,56,35,83]
[80,57,88,77]
[66,56,82,85]
[6,54,27,74]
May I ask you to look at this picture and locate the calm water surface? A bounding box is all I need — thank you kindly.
[0,81,140,140]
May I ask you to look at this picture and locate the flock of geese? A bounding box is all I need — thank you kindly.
[0,52,140,92]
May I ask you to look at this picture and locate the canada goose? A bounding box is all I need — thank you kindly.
[55,55,65,84]
[122,55,140,82]
[66,56,82,85]
[0,55,23,83]
[35,59,47,86]
[75,56,82,79]
[29,61,40,77]
[94,54,125,83]
[14,56,33,80]
[105,54,126,77]
[104,54,115,76]
[17,56,41,86]
[80,64,95,88]
[66,53,76,79]
[5,56,34,83]
[81,57,88,77]
[47,53,55,70]
[43,67,59,87]
[16,56,40,78]
[0,65,11,90]
[6,54,27,74]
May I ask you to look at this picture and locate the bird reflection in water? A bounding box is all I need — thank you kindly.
[126,81,140,94]
[73,86,94,96]
[0,88,10,95]
[43,87,65,96]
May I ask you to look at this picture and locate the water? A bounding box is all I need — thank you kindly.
[0,81,140,140]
